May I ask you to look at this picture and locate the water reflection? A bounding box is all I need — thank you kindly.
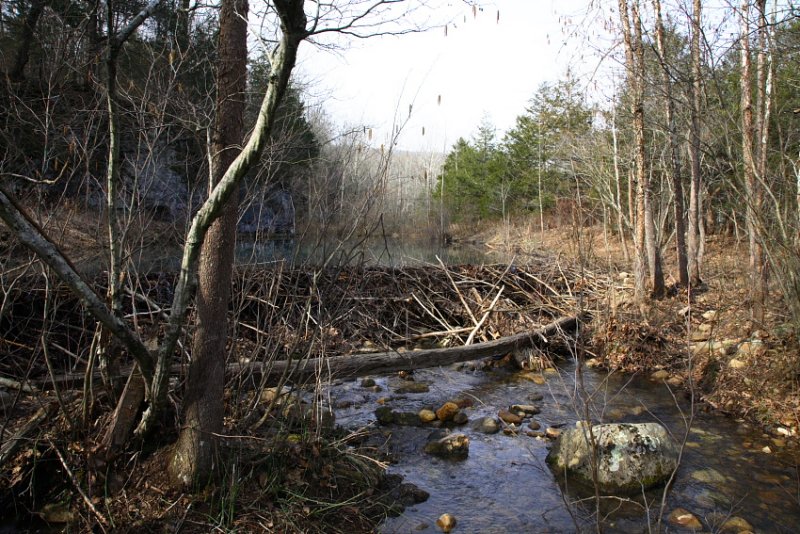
[234,237,508,268]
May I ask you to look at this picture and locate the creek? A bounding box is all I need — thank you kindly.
[327,361,800,533]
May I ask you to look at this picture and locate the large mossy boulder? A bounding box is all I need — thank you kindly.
[546,422,679,494]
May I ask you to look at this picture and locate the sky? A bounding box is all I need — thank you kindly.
[294,0,609,153]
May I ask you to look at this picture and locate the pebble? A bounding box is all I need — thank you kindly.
[436,402,460,422]
[720,516,753,532]
[528,420,541,431]
[737,340,766,358]
[519,372,546,384]
[729,358,747,369]
[690,330,710,342]
[474,417,500,434]
[650,370,669,381]
[691,468,726,484]
[545,427,561,439]
[436,513,457,532]
[453,412,469,425]
[511,404,540,415]
[498,409,523,425]
[529,393,545,402]
[418,409,437,423]
[455,398,474,409]
[667,508,702,529]
[360,378,376,388]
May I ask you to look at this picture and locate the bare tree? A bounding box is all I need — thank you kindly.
[687,0,704,287]
[740,0,769,320]
[652,0,688,288]
[168,0,251,486]
[0,0,429,488]
[618,0,664,302]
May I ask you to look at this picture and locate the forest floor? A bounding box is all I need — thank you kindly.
[461,220,800,441]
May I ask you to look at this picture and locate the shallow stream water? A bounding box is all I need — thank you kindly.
[327,361,800,533]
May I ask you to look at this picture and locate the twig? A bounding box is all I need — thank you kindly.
[401,326,473,342]
[411,292,454,332]
[437,256,479,326]
[48,439,110,532]
[466,285,505,346]
[0,399,60,468]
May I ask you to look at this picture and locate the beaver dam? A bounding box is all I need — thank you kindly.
[2,258,800,532]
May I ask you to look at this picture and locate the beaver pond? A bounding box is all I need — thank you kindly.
[324,359,800,533]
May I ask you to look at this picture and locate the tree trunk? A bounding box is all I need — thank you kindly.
[740,0,767,321]
[619,0,657,302]
[687,0,704,286]
[633,1,664,298]
[169,0,248,488]
[9,0,44,81]
[652,0,688,288]
[611,104,630,262]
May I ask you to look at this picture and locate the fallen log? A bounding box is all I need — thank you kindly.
[31,315,586,390]
[228,315,585,384]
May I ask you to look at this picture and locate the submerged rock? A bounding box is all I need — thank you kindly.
[453,411,469,425]
[667,507,703,529]
[546,422,679,494]
[436,513,457,532]
[424,433,469,459]
[394,382,430,394]
[474,416,500,434]
[498,409,522,425]
[360,378,376,388]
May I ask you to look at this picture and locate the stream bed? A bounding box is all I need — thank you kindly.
[326,360,800,533]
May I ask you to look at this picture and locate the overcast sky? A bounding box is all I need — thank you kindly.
[294,0,608,153]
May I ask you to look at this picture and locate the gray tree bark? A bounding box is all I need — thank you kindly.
[740,0,768,321]
[652,0,688,288]
[687,0,704,287]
